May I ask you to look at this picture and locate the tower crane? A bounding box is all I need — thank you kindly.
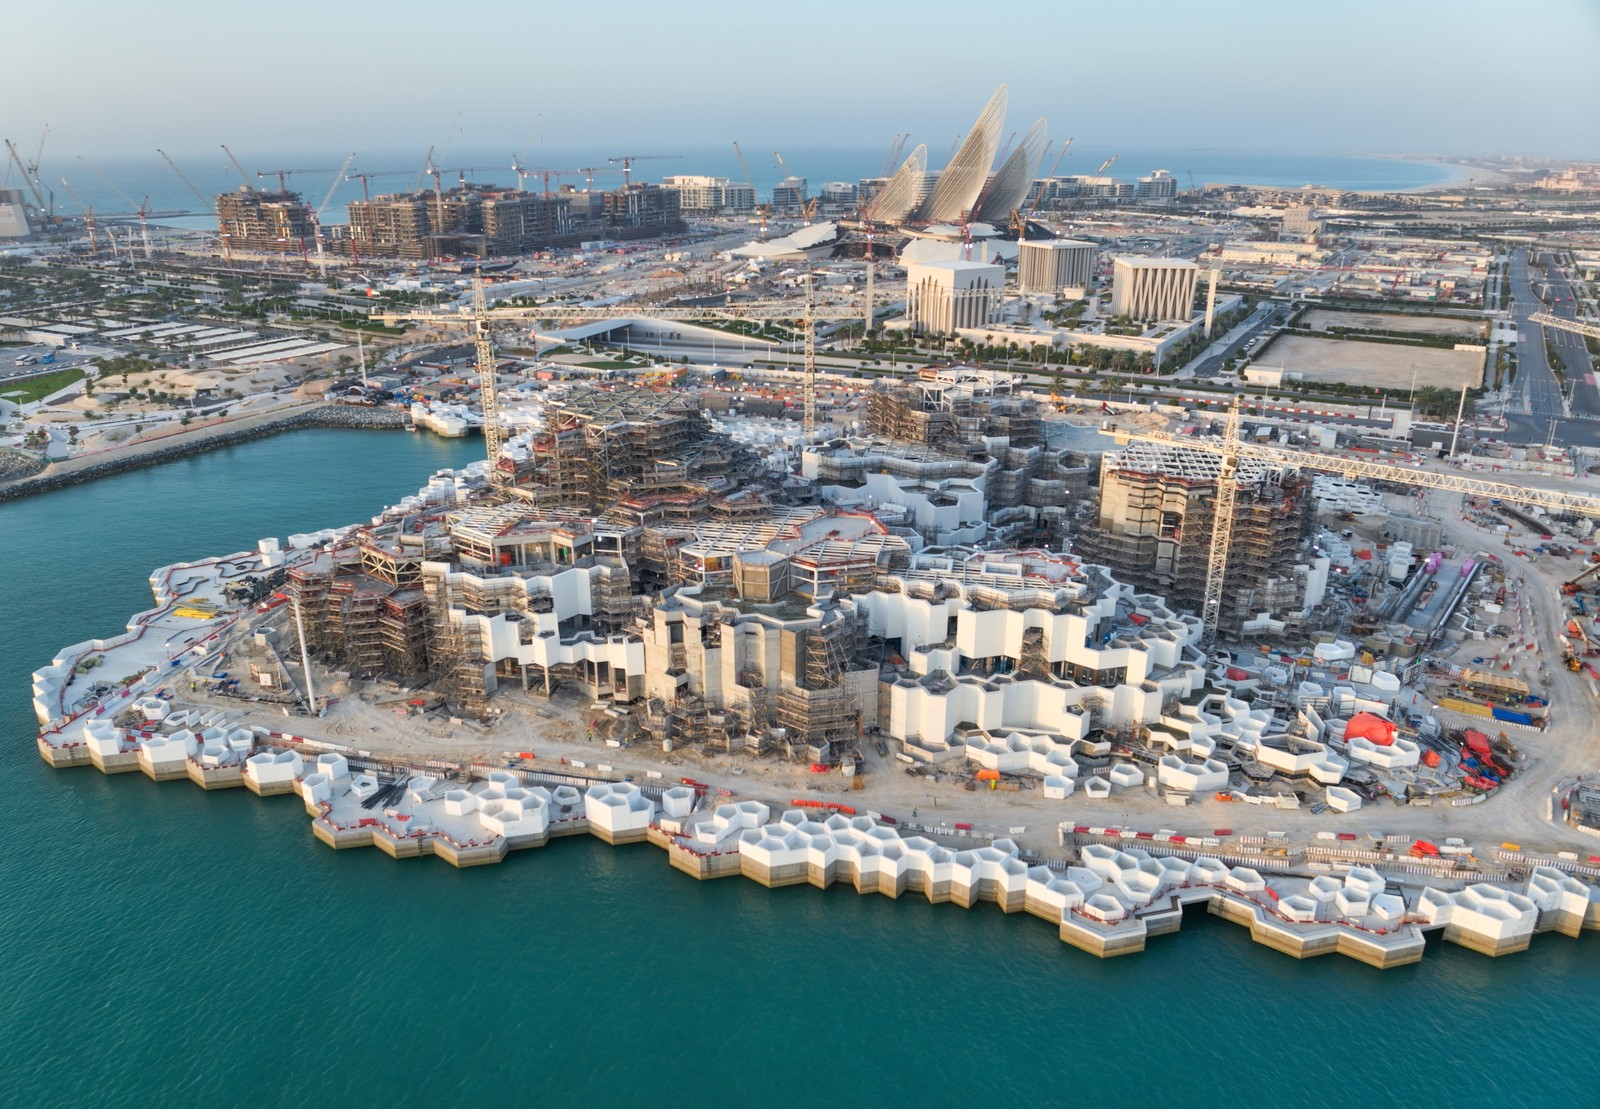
[132,196,153,258]
[220,145,257,191]
[159,148,228,261]
[57,176,96,255]
[607,154,679,188]
[14,125,51,219]
[370,290,870,482]
[5,140,49,216]
[346,169,412,205]
[511,158,581,197]
[311,153,357,272]
[421,154,447,233]
[1010,137,1071,242]
[1530,313,1600,342]
[575,166,617,191]
[256,166,337,194]
[76,157,151,257]
[1107,404,1600,647]
[414,145,436,192]
[731,141,768,241]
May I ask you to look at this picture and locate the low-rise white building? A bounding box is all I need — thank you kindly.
[1110,256,1199,323]
[906,259,1004,334]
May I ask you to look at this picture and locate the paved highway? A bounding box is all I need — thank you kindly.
[1533,252,1599,418]
[1503,248,1600,448]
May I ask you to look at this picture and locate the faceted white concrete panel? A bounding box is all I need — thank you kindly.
[661,786,695,819]
[314,753,350,780]
[584,782,656,836]
[1347,735,1421,770]
[444,789,479,816]
[1107,764,1144,789]
[1344,867,1385,899]
[1042,775,1075,800]
[1279,895,1319,923]
[1325,786,1362,813]
[1225,867,1266,893]
[1156,755,1228,793]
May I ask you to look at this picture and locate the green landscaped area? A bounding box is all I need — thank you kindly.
[0,367,85,403]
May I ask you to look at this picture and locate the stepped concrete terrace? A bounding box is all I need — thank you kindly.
[35,710,1600,968]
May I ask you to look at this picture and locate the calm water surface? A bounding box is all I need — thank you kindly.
[2,430,1596,1107]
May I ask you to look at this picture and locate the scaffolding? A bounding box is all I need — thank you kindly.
[1078,447,1311,636]
[775,610,864,755]
[378,591,430,680]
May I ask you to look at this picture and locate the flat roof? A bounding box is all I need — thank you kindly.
[1115,256,1199,270]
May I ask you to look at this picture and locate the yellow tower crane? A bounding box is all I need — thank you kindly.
[372,287,868,483]
[1108,402,1600,646]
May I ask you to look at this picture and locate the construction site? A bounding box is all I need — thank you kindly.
[1076,440,1316,636]
[345,181,683,260]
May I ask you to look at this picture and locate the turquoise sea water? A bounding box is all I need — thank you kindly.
[4,430,1598,1107]
[74,147,1454,232]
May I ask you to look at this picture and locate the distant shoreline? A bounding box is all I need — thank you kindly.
[1355,155,1514,194]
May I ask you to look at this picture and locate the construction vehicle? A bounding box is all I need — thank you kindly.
[1560,554,1600,595]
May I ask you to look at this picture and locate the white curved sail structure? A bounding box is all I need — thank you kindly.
[917,84,1007,223]
[867,143,927,224]
[976,117,1048,223]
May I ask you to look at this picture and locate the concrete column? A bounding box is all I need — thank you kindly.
[1204,269,1218,338]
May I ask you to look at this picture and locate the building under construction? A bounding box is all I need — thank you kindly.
[1076,441,1318,636]
[346,181,682,260]
[513,388,762,527]
[285,514,454,682]
[637,585,878,761]
[863,368,1044,450]
[348,186,571,260]
[215,187,315,254]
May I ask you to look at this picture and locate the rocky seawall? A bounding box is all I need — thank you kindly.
[0,405,408,503]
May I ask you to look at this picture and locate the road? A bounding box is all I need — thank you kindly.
[1187,302,1281,379]
[1534,251,1599,419]
[1504,247,1600,446]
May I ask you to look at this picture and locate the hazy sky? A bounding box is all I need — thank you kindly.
[7,0,1598,161]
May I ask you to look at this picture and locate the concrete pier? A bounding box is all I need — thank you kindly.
[34,727,1600,969]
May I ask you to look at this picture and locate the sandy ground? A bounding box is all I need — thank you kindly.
[1301,310,1484,340]
[160,485,1600,861]
[1265,334,1485,390]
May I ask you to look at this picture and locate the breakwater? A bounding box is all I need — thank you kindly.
[0,405,408,503]
[38,718,1600,969]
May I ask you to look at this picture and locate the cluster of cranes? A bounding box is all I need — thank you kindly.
[380,277,1600,647]
[7,112,692,269]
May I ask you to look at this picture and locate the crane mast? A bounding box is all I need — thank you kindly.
[373,293,871,474]
[472,277,505,484]
[1199,403,1241,649]
[57,176,96,254]
[731,141,767,241]
[1111,403,1600,645]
